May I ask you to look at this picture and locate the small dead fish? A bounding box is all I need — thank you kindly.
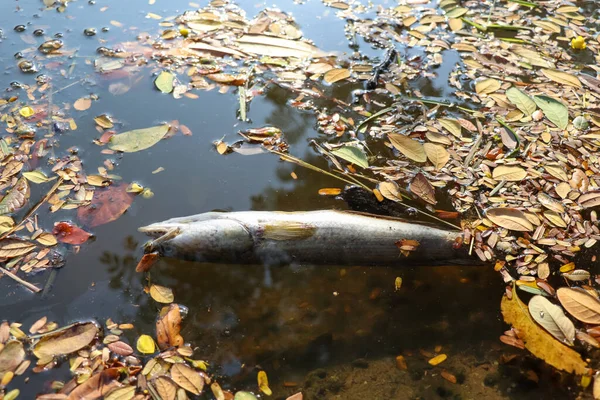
[139,210,477,266]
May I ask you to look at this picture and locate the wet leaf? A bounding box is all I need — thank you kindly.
[388,134,426,162]
[19,106,34,118]
[501,289,588,375]
[0,177,30,215]
[23,170,52,184]
[318,188,341,196]
[257,371,272,396]
[77,183,135,227]
[236,34,324,58]
[94,114,114,129]
[150,285,174,303]
[528,295,575,346]
[36,232,58,246]
[171,363,204,395]
[52,221,93,245]
[107,341,133,356]
[33,322,99,359]
[541,69,581,88]
[492,166,527,181]
[410,173,436,205]
[108,124,170,153]
[67,368,121,400]
[155,376,177,400]
[136,334,156,354]
[475,78,500,94]
[136,252,160,272]
[533,95,569,129]
[0,341,25,377]
[156,304,184,350]
[428,354,447,365]
[330,145,368,168]
[505,87,536,116]
[0,239,36,258]
[74,97,92,111]
[486,208,533,232]
[557,288,600,324]
[104,386,136,400]
[423,143,449,170]
[438,118,462,138]
[378,181,404,203]
[323,68,351,84]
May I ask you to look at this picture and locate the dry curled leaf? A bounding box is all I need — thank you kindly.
[156,304,184,350]
[410,173,436,205]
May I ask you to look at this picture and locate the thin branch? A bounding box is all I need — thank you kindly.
[0,265,41,293]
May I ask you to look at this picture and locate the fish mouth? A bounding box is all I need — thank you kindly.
[138,225,182,253]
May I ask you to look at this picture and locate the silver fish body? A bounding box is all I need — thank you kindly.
[139,210,475,266]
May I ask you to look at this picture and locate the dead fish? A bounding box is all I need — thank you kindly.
[139,210,477,266]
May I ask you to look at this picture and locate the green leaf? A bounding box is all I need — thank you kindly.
[506,87,536,116]
[23,170,54,184]
[533,95,569,129]
[108,125,170,153]
[331,145,369,168]
[445,7,468,17]
[155,71,174,93]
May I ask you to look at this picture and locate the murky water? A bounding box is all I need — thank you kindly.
[0,0,580,399]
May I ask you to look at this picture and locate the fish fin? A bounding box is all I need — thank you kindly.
[262,221,316,241]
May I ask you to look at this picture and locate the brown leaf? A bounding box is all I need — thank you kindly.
[33,322,99,359]
[77,183,135,227]
[73,97,92,111]
[486,208,533,232]
[388,134,427,162]
[156,304,183,350]
[150,285,174,303]
[67,368,121,400]
[410,173,436,205]
[557,288,600,324]
[52,222,92,245]
[136,253,160,272]
[0,239,36,258]
[107,341,133,356]
[323,68,351,83]
[423,143,449,170]
[0,341,25,377]
[378,181,404,203]
[0,177,30,215]
[501,289,588,375]
[170,363,204,395]
[154,376,177,400]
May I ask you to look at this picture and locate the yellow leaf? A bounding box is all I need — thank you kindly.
[257,370,272,396]
[486,208,533,232]
[150,285,174,303]
[423,143,449,170]
[388,134,427,163]
[428,354,447,365]
[323,68,351,84]
[501,288,588,375]
[475,78,501,95]
[74,97,92,111]
[492,165,527,181]
[19,106,34,118]
[136,334,156,354]
[36,232,58,246]
[541,69,582,88]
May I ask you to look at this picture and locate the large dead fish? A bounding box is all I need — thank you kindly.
[139,210,476,266]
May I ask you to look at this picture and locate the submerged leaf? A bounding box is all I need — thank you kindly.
[528,295,575,346]
[33,322,99,359]
[77,184,135,228]
[501,289,588,375]
[155,71,175,93]
[108,124,170,153]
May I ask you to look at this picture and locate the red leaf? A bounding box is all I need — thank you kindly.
[136,252,160,272]
[53,222,92,245]
[77,183,135,228]
[98,130,116,144]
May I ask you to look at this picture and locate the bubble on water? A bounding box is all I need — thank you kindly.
[84,28,96,36]
[18,60,38,73]
[14,25,26,32]
[38,39,63,54]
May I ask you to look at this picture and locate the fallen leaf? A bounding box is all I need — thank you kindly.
[94,114,114,129]
[150,285,174,303]
[330,145,368,168]
[136,252,160,272]
[528,295,575,346]
[52,221,92,245]
[557,288,600,324]
[74,97,92,111]
[501,288,588,375]
[423,143,449,170]
[0,177,30,215]
[36,232,58,246]
[388,134,426,162]
[410,173,436,205]
[486,208,533,232]
[0,341,25,377]
[541,69,582,88]
[77,183,135,227]
[23,170,52,184]
[107,341,133,356]
[155,71,175,93]
[258,371,272,396]
[67,368,121,400]
[171,363,204,395]
[475,78,500,94]
[0,239,36,258]
[505,87,536,116]
[136,334,156,354]
[323,68,351,83]
[104,386,136,400]
[33,322,99,359]
[236,34,324,58]
[108,124,170,153]
[428,354,447,365]
[156,304,183,350]
[492,166,527,181]
[438,119,462,138]
[533,95,569,129]
[154,376,177,400]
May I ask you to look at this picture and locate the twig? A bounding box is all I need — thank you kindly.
[0,265,41,293]
[0,178,64,241]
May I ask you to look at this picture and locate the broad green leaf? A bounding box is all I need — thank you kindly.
[505,87,536,116]
[533,95,569,129]
[445,7,468,18]
[155,71,174,93]
[109,125,170,153]
[331,145,368,168]
[23,170,53,184]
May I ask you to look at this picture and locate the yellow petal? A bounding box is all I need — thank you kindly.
[258,370,272,396]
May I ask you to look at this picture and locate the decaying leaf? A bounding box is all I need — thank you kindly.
[33,322,99,359]
[67,368,122,400]
[557,288,600,324]
[410,173,436,205]
[52,221,93,245]
[156,304,184,350]
[0,177,30,215]
[77,184,135,227]
[171,363,204,395]
[388,133,426,162]
[528,295,575,346]
[108,124,170,153]
[0,341,25,378]
[486,208,533,232]
[501,289,588,375]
